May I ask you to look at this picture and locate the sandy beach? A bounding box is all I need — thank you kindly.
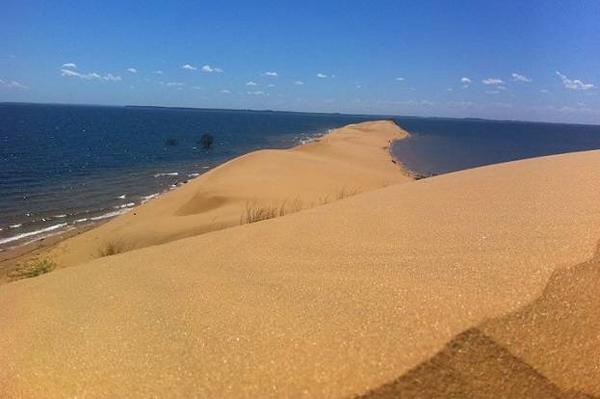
[1,120,599,398]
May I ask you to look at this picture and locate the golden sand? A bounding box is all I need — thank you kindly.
[19,120,410,272]
[0,121,599,398]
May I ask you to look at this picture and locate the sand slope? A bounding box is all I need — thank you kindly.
[1,122,599,398]
[360,256,600,398]
[41,120,409,270]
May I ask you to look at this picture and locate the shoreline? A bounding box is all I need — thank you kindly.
[0,129,339,255]
[0,120,411,284]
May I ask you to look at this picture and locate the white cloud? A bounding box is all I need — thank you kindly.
[268,84,275,87]
[202,65,223,73]
[247,90,265,95]
[482,78,504,85]
[317,73,327,78]
[152,70,164,75]
[62,63,77,69]
[556,71,594,90]
[182,64,197,70]
[486,90,500,95]
[395,77,405,81]
[221,89,231,94]
[167,82,184,87]
[127,68,137,74]
[460,77,472,84]
[104,74,122,82]
[61,69,121,82]
[512,72,531,82]
[246,81,258,86]
[61,69,81,78]
[294,81,304,85]
[0,79,28,89]
[264,71,278,77]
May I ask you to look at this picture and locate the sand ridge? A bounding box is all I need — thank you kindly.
[23,120,410,271]
[1,122,599,397]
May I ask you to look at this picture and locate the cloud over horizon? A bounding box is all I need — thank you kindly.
[556,71,594,90]
[60,69,122,82]
[512,72,531,82]
[317,73,327,78]
[482,78,504,85]
[62,63,77,69]
[246,81,258,86]
[202,65,223,73]
[0,79,28,89]
[182,64,197,71]
[127,68,138,74]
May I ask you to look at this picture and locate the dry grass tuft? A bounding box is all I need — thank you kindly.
[8,259,56,280]
[335,186,359,200]
[242,199,304,225]
[97,239,128,257]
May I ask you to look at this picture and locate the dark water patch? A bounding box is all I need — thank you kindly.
[392,118,600,175]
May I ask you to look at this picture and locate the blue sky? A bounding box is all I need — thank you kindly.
[2,0,600,124]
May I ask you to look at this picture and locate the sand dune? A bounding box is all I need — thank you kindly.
[38,120,410,270]
[1,121,599,398]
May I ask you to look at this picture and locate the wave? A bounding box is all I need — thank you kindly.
[90,209,130,221]
[141,193,160,204]
[113,202,136,209]
[53,214,67,219]
[0,223,68,245]
[154,172,179,178]
[9,224,22,229]
[118,194,127,199]
[188,173,200,178]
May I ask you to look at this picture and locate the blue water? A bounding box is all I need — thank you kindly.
[2,104,600,251]
[391,117,600,175]
[0,103,374,249]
